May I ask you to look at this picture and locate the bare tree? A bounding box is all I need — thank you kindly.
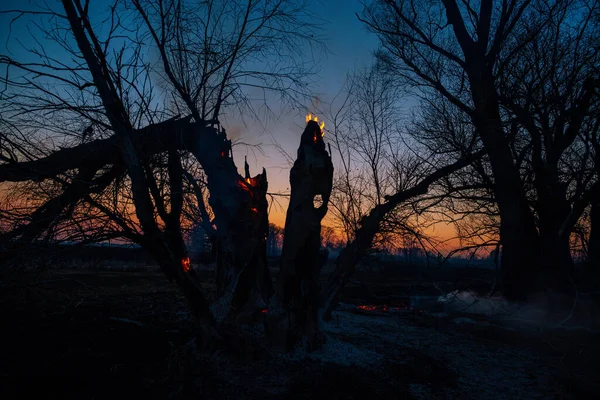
[359,0,600,299]
[326,66,430,248]
[0,0,320,344]
[318,65,486,317]
[409,94,499,261]
[267,223,284,256]
[494,0,600,290]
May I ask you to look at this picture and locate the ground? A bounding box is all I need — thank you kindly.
[1,264,599,399]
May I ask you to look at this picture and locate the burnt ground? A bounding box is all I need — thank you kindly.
[1,264,599,399]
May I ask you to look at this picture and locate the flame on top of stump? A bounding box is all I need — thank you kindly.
[306,113,325,143]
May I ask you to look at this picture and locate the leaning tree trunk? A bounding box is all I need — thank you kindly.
[267,120,333,351]
[589,197,600,269]
[62,0,222,345]
[320,150,484,320]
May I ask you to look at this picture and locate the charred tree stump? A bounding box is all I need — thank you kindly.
[267,120,333,351]
[197,129,273,325]
[219,163,273,323]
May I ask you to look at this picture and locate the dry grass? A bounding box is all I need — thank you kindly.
[1,264,598,399]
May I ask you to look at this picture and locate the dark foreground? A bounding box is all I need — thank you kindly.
[1,266,599,399]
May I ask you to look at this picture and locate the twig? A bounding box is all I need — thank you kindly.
[109,317,145,327]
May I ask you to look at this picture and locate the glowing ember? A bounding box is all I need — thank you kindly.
[356,303,424,315]
[261,309,268,314]
[239,177,252,192]
[357,305,378,312]
[181,257,191,273]
[221,151,226,157]
[250,207,258,213]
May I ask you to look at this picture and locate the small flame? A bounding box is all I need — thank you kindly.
[306,113,325,132]
[357,305,378,312]
[250,207,258,213]
[181,257,191,273]
[239,178,252,192]
[356,303,424,315]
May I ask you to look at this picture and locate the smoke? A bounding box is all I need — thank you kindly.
[438,290,600,331]
[226,124,244,141]
[311,96,321,109]
[439,290,512,316]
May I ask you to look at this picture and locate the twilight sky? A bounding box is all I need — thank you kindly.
[226,0,381,227]
[0,0,380,228]
[0,1,461,247]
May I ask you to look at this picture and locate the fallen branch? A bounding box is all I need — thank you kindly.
[0,116,195,183]
[109,317,145,328]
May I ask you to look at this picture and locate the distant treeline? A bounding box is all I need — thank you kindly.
[1,241,214,265]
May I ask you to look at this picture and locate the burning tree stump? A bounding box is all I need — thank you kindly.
[219,162,272,322]
[268,118,333,351]
[204,133,273,326]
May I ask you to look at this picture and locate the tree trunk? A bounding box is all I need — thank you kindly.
[320,209,381,321]
[187,127,272,323]
[536,170,575,294]
[267,120,333,351]
[61,0,223,346]
[221,164,272,321]
[589,198,600,268]
[469,76,541,300]
[142,233,219,346]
